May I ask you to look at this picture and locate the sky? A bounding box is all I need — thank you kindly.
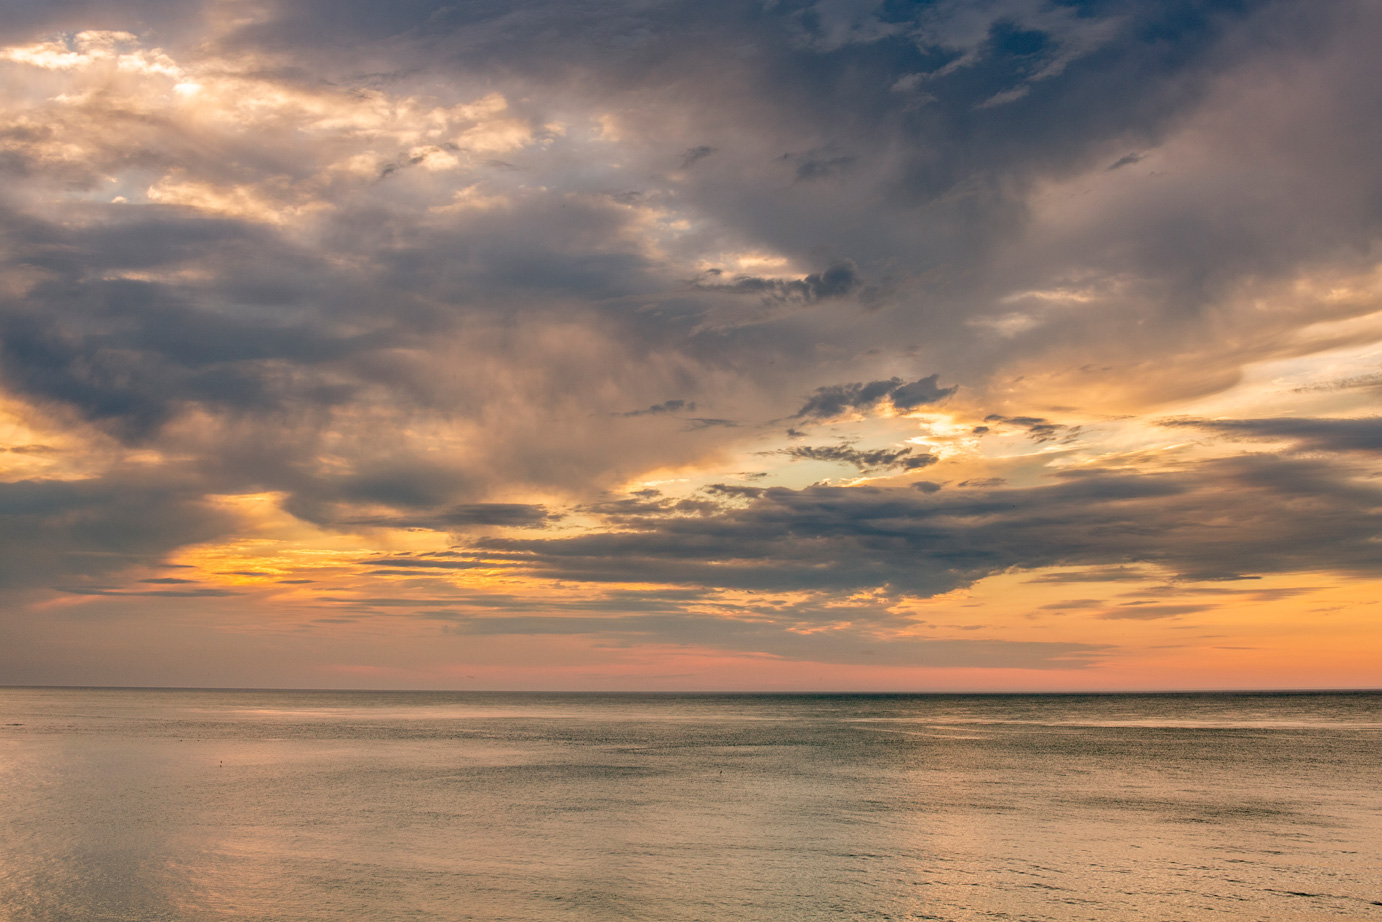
[0,0,1379,691]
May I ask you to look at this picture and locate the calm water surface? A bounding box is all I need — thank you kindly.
[0,689,1378,921]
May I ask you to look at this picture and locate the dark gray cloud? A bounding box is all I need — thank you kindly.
[704,483,765,500]
[624,399,696,417]
[343,504,553,531]
[0,444,57,454]
[784,149,856,183]
[1026,567,1155,584]
[618,399,739,432]
[58,586,240,598]
[783,444,938,472]
[1292,372,1382,393]
[436,503,553,527]
[0,207,382,442]
[680,145,715,169]
[796,374,956,420]
[470,455,1382,596]
[1171,417,1382,452]
[983,415,1081,444]
[0,475,236,590]
[692,260,861,303]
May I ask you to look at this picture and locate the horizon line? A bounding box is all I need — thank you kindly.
[3,684,1379,696]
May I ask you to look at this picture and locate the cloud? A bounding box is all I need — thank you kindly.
[1171,417,1382,452]
[1107,152,1144,171]
[343,504,553,530]
[982,414,1081,444]
[1097,603,1212,620]
[693,260,861,303]
[783,444,938,472]
[319,571,1106,668]
[436,504,552,527]
[58,585,240,598]
[784,149,856,182]
[1026,567,1158,584]
[1292,372,1382,393]
[471,456,1382,596]
[623,399,696,417]
[680,145,715,168]
[795,374,956,420]
[0,475,237,590]
[437,611,1102,669]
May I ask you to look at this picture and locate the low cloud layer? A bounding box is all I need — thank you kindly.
[473,457,1382,596]
[1172,417,1382,452]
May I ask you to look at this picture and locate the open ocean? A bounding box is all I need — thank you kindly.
[0,689,1377,922]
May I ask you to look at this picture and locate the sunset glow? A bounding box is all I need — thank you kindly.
[1,1,1379,690]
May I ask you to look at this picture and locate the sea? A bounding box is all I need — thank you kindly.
[0,688,1377,922]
